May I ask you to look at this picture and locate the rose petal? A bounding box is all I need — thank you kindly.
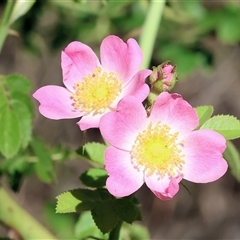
[61,41,100,91]
[120,69,151,102]
[99,96,148,150]
[149,92,199,135]
[33,85,83,119]
[77,112,103,130]
[105,146,144,197]
[182,129,227,183]
[145,173,181,200]
[100,35,142,82]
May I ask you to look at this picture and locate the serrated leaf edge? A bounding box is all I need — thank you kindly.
[200,114,240,140]
[55,189,82,214]
[91,203,119,234]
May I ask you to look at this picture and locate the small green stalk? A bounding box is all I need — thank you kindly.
[0,187,58,240]
[0,0,16,52]
[108,221,122,240]
[139,0,166,69]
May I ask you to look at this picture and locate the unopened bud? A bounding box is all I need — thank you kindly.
[149,61,177,94]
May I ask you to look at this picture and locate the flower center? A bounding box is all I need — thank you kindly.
[71,67,122,114]
[131,122,185,178]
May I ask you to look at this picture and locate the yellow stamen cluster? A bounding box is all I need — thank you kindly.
[131,122,185,178]
[71,67,122,114]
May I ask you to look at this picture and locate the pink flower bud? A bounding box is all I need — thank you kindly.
[149,61,177,93]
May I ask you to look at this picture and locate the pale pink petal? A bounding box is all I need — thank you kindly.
[120,69,151,102]
[33,85,83,119]
[145,173,181,200]
[77,112,103,130]
[163,64,174,82]
[105,146,144,197]
[108,69,151,110]
[61,41,100,91]
[149,92,199,135]
[182,129,227,183]
[100,35,142,82]
[99,96,148,150]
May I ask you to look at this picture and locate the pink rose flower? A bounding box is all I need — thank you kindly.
[99,92,228,200]
[33,35,151,130]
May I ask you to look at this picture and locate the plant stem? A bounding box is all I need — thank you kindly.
[0,0,16,53]
[139,0,166,69]
[0,187,58,240]
[108,221,122,240]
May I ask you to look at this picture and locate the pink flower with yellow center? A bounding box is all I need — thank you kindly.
[33,35,151,130]
[99,92,228,200]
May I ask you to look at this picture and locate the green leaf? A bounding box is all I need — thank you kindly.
[0,106,21,158]
[56,191,82,213]
[223,141,240,182]
[200,115,240,140]
[97,188,114,202]
[75,212,109,240]
[91,201,119,234]
[69,188,101,202]
[56,189,99,213]
[0,154,29,174]
[11,100,32,149]
[76,142,106,165]
[10,91,34,116]
[0,151,30,191]
[76,201,96,212]
[0,80,7,109]
[5,74,31,94]
[194,105,214,127]
[113,198,138,224]
[80,168,108,188]
[31,138,55,183]
[44,203,76,239]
